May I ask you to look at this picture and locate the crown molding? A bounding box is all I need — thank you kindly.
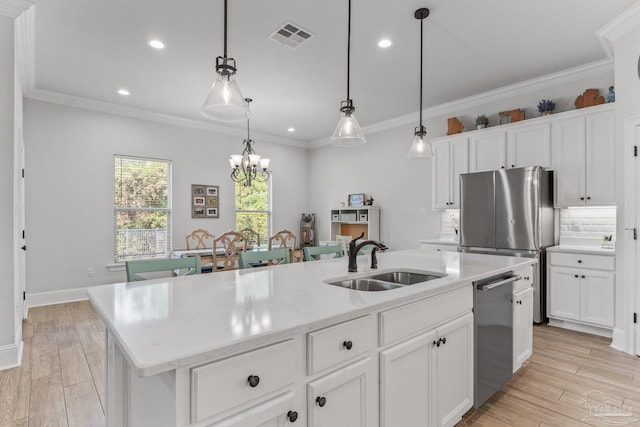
[309,59,614,148]
[0,0,31,18]
[596,1,640,57]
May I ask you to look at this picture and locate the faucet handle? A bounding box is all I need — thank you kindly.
[350,232,365,246]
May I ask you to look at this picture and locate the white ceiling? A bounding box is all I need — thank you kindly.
[29,0,635,144]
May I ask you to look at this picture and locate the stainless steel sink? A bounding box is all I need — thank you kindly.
[368,271,445,285]
[326,270,446,291]
[326,278,402,292]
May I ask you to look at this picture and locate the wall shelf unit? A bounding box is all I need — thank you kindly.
[330,206,380,241]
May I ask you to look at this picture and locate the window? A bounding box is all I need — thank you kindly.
[114,155,172,262]
[235,179,271,245]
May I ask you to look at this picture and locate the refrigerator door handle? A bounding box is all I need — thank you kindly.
[477,275,520,291]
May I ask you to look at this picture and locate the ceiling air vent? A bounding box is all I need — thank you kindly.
[268,22,313,48]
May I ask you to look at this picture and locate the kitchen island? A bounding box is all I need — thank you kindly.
[88,249,535,427]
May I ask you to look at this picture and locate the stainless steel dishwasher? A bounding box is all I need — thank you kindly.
[473,273,519,408]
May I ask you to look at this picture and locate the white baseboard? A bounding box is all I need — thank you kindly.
[26,287,89,312]
[610,327,626,352]
[548,318,613,338]
[0,340,23,371]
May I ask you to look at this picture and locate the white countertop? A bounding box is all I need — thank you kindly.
[418,239,459,246]
[547,245,615,256]
[88,249,535,377]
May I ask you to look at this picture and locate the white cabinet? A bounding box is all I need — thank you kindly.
[513,287,533,373]
[547,250,615,334]
[551,106,615,207]
[432,136,468,209]
[506,122,551,169]
[469,129,506,172]
[307,357,374,427]
[329,206,380,241]
[379,292,473,427]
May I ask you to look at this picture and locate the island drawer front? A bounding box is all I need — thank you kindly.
[307,315,375,375]
[190,340,294,423]
[549,252,614,271]
[379,285,472,346]
[513,266,533,293]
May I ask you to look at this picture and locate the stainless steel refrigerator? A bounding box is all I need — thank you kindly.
[459,166,555,323]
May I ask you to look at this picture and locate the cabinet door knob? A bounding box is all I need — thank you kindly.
[577,260,582,263]
[501,166,505,169]
[574,274,579,278]
[287,411,299,422]
[343,340,353,350]
[524,276,530,281]
[581,275,586,279]
[441,337,446,345]
[517,300,522,305]
[433,339,440,347]
[511,164,515,168]
[580,197,585,201]
[587,196,591,200]
[316,396,327,407]
[247,375,260,388]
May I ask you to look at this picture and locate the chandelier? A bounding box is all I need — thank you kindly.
[229,99,271,187]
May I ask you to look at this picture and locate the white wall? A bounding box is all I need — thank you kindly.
[23,100,309,294]
[309,70,614,250]
[0,14,15,350]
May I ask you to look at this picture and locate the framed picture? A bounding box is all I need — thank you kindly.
[192,184,219,218]
[192,185,206,197]
[348,193,365,207]
[206,186,219,197]
[193,206,206,218]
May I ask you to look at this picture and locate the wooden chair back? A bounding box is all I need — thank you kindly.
[185,229,215,250]
[239,248,290,268]
[212,231,246,271]
[125,257,201,282]
[268,229,297,251]
[303,245,342,261]
[239,228,260,249]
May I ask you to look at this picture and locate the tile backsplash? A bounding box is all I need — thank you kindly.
[559,207,617,242]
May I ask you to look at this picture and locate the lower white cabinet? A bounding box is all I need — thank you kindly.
[513,287,533,373]
[307,357,374,427]
[547,250,615,334]
[379,312,473,427]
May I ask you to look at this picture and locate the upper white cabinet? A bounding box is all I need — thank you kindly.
[506,122,552,169]
[551,105,615,207]
[432,136,468,209]
[469,129,506,172]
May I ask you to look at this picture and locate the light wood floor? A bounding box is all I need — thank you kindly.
[1,302,639,426]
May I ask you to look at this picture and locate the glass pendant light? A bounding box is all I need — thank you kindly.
[201,0,247,122]
[331,0,366,146]
[408,8,434,158]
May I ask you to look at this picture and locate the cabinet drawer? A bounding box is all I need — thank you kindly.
[513,267,533,292]
[307,315,375,375]
[379,285,472,346]
[191,340,294,423]
[549,252,614,271]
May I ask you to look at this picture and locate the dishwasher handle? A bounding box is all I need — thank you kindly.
[477,275,520,291]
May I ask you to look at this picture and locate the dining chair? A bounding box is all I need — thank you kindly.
[303,244,343,261]
[212,231,246,271]
[239,248,290,268]
[239,228,260,248]
[125,257,201,282]
[268,229,297,250]
[185,228,215,271]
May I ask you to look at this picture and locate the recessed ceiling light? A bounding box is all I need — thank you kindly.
[147,39,165,50]
[378,39,392,48]
[117,89,130,96]
[287,127,295,132]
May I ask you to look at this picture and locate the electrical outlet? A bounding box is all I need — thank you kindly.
[87,267,94,277]
[572,220,581,231]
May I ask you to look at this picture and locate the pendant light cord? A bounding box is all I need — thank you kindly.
[419,17,423,128]
[346,0,351,102]
[223,0,228,59]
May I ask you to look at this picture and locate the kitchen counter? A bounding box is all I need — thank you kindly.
[547,244,615,256]
[418,238,459,246]
[88,249,533,378]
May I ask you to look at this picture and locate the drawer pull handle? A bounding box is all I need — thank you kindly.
[247,375,260,388]
[287,411,299,422]
[316,396,327,407]
[343,340,353,350]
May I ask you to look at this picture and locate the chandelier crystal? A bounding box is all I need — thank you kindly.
[230,99,270,187]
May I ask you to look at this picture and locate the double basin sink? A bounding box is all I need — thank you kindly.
[327,270,446,292]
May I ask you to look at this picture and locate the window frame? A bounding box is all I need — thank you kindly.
[235,177,272,245]
[113,154,172,263]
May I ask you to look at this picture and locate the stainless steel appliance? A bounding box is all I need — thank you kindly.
[473,273,519,408]
[460,166,554,323]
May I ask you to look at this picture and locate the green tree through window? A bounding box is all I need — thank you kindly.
[235,179,271,245]
[114,156,172,261]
